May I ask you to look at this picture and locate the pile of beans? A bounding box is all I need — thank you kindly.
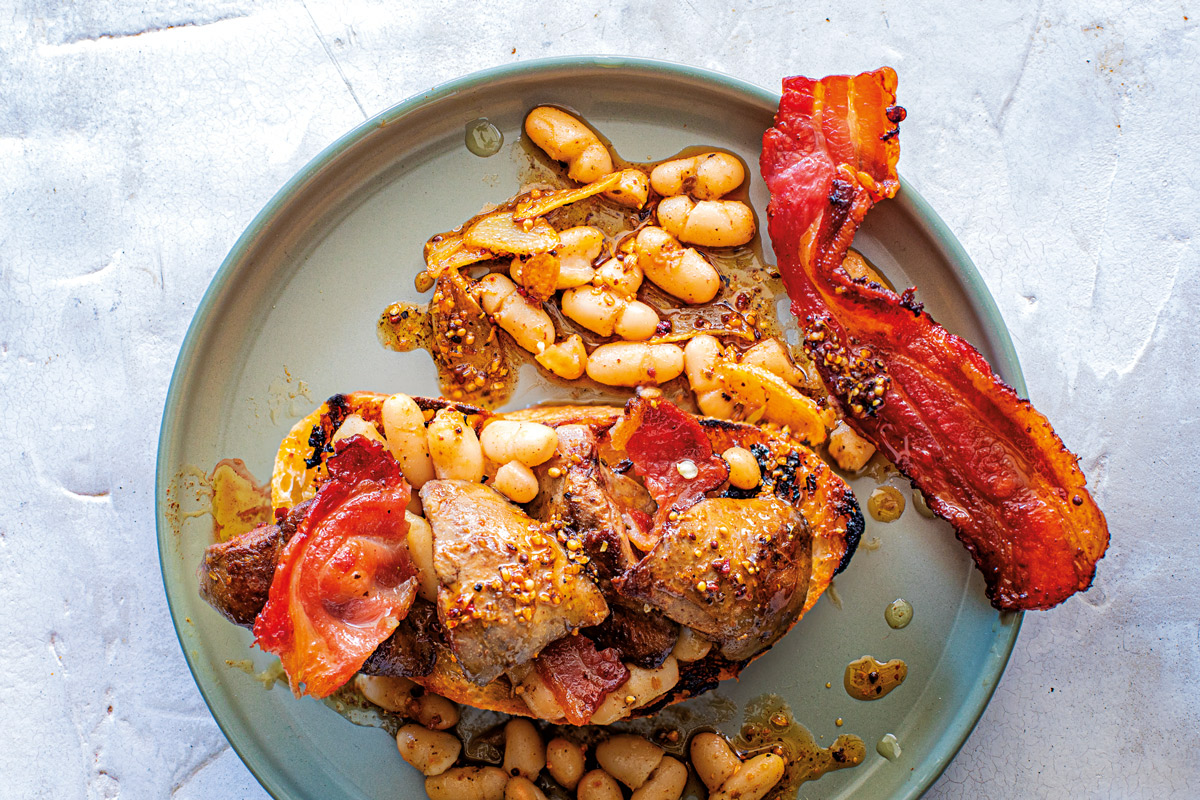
[357,675,787,800]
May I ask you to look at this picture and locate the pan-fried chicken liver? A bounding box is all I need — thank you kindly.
[617,496,811,661]
[420,480,609,685]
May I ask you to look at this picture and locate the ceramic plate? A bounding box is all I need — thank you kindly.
[157,57,1022,800]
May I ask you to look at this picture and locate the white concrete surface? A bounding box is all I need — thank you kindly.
[1,1,1196,797]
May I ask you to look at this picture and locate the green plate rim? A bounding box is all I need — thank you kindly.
[156,55,1024,800]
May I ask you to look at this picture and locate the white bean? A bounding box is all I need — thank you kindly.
[546,737,586,791]
[633,227,719,304]
[589,656,680,725]
[492,460,540,504]
[535,335,588,380]
[577,770,623,800]
[503,718,546,781]
[382,393,436,488]
[561,287,659,341]
[595,735,664,790]
[671,626,712,662]
[480,420,558,467]
[594,258,643,296]
[689,733,740,792]
[476,272,555,355]
[404,511,438,602]
[525,107,614,184]
[684,334,723,393]
[710,753,785,800]
[604,169,650,209]
[425,766,509,800]
[412,692,459,731]
[741,339,804,387]
[355,674,415,713]
[630,756,688,800]
[427,408,485,483]
[331,413,385,445]
[657,196,755,248]
[505,776,548,800]
[554,227,606,288]
[396,723,461,776]
[722,447,761,490]
[650,152,745,200]
[586,342,685,387]
[519,671,567,722]
[827,420,877,472]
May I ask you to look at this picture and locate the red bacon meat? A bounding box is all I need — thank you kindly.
[760,68,1108,610]
[253,436,418,697]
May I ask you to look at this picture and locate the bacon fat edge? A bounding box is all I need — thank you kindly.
[760,68,1108,610]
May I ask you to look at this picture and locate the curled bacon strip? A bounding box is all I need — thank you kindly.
[534,634,630,726]
[254,436,417,696]
[611,394,729,530]
[761,69,1108,610]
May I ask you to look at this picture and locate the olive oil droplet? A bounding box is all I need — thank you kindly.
[885,598,913,629]
[465,118,503,157]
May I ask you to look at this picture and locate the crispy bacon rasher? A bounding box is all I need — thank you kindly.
[761,69,1108,610]
[533,634,630,726]
[611,394,729,531]
[254,436,418,697]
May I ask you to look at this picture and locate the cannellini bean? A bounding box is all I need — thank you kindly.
[561,287,659,341]
[709,753,786,800]
[503,718,546,781]
[404,511,438,602]
[396,723,461,776]
[594,257,643,295]
[604,169,650,208]
[492,460,539,504]
[355,674,415,714]
[577,770,623,800]
[536,335,588,380]
[595,735,664,790]
[427,408,485,482]
[657,196,755,248]
[425,766,508,800]
[554,227,606,288]
[589,656,680,724]
[480,420,558,466]
[505,776,548,800]
[741,339,805,387]
[633,227,719,304]
[525,106,614,184]
[690,733,741,792]
[722,447,761,490]
[684,334,722,392]
[382,393,435,488]
[630,756,688,800]
[412,692,459,730]
[671,626,713,662]
[586,342,685,387]
[518,669,567,722]
[331,413,385,445]
[684,334,734,418]
[475,272,555,355]
[827,420,877,472]
[546,738,586,791]
[650,152,745,200]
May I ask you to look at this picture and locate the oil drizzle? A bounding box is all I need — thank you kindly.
[210,459,272,542]
[844,656,908,701]
[735,695,865,797]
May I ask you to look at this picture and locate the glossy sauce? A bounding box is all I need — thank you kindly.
[844,656,908,701]
[736,695,865,797]
[209,458,272,542]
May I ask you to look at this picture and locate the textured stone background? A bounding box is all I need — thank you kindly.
[2,1,1197,797]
